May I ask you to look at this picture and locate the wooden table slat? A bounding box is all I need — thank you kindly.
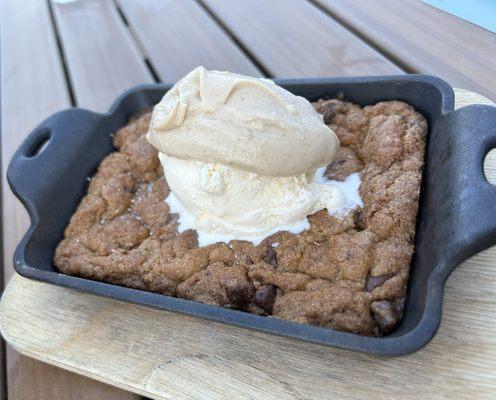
[0,0,139,398]
[51,0,154,111]
[201,0,404,77]
[315,0,496,100]
[116,0,262,81]
[1,90,494,400]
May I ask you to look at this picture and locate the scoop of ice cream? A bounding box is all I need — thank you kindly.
[159,153,360,246]
[147,66,339,177]
[147,68,362,246]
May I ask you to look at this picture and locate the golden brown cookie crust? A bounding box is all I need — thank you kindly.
[54,99,427,336]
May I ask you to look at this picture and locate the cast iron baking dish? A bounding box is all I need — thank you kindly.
[8,75,496,355]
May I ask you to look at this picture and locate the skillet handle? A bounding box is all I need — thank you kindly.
[7,108,104,210]
[437,104,496,268]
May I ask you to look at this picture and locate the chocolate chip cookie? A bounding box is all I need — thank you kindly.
[54,99,427,336]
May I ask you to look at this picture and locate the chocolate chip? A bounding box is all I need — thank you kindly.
[227,281,254,309]
[355,210,367,230]
[365,274,388,292]
[253,284,277,314]
[370,300,399,334]
[320,102,338,124]
[263,246,278,267]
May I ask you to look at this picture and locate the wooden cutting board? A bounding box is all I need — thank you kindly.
[1,89,495,400]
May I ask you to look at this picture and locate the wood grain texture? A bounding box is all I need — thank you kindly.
[0,0,139,399]
[0,90,494,399]
[5,356,137,400]
[201,0,403,77]
[51,0,153,111]
[314,0,496,101]
[116,0,261,81]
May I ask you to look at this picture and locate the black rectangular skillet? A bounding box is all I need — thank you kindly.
[7,75,496,355]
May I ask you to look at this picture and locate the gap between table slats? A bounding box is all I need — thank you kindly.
[200,0,404,78]
[115,0,262,81]
[312,0,496,101]
[50,0,153,112]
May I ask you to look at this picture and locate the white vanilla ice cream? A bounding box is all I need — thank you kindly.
[147,67,362,246]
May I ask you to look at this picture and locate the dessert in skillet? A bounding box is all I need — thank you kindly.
[55,67,427,336]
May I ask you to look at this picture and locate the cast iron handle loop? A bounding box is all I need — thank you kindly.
[7,108,104,212]
[430,104,496,271]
